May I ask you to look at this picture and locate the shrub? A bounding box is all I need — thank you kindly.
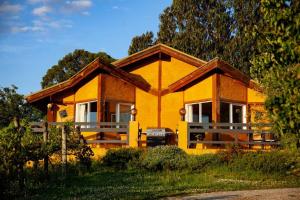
[141,146,188,171]
[102,148,143,169]
[187,154,222,171]
[229,150,295,173]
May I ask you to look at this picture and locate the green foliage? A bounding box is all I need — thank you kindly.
[0,86,43,128]
[41,50,115,89]
[141,146,188,171]
[102,148,143,169]
[229,150,297,174]
[158,0,233,60]
[250,0,300,146]
[129,0,261,74]
[187,154,222,171]
[128,31,155,55]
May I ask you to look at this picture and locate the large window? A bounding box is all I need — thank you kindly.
[75,101,97,126]
[220,102,246,129]
[185,102,212,123]
[116,103,134,123]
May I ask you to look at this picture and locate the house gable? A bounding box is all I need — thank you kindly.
[26,58,150,104]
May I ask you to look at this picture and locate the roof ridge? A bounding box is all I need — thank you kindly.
[112,43,207,67]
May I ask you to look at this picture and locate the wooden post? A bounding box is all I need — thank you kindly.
[43,122,49,177]
[61,125,67,176]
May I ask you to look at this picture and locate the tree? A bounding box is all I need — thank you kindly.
[0,85,42,128]
[226,0,261,74]
[41,50,115,89]
[128,31,155,55]
[251,0,300,147]
[128,0,263,74]
[157,0,233,61]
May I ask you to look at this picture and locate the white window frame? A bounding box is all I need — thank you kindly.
[75,100,97,127]
[227,103,247,129]
[116,103,135,122]
[185,101,212,123]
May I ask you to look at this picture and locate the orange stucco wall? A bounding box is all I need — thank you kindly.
[248,88,266,103]
[55,104,74,122]
[135,88,158,130]
[131,61,159,89]
[161,57,197,89]
[161,92,184,132]
[75,75,98,102]
[184,76,213,102]
[220,75,247,102]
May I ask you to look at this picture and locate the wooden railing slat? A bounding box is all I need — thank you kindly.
[86,140,127,144]
[80,128,128,133]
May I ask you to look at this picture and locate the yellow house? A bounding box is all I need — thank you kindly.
[26,44,270,155]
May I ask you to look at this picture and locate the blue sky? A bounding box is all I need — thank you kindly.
[0,0,171,95]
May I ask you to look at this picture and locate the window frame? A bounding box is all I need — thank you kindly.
[221,101,247,129]
[185,101,212,123]
[75,100,98,127]
[116,103,135,123]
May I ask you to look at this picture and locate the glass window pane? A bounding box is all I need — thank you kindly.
[192,104,199,122]
[79,103,88,122]
[232,105,242,123]
[119,104,131,122]
[220,102,230,123]
[89,102,97,122]
[201,102,212,123]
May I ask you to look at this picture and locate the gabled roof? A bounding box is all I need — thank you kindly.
[26,58,151,103]
[112,43,207,68]
[168,57,252,92]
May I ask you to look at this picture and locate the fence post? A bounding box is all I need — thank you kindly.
[129,121,139,147]
[178,121,188,151]
[43,122,49,178]
[61,125,67,176]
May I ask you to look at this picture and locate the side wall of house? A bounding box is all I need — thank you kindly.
[220,75,247,103]
[102,74,135,103]
[183,76,213,103]
[161,57,198,88]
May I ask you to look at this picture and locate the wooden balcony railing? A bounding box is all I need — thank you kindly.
[187,123,280,148]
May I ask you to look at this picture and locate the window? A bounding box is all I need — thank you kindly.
[116,103,134,123]
[75,101,97,127]
[220,102,246,129]
[185,102,212,123]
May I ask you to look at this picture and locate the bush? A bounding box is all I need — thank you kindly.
[187,154,222,171]
[102,148,143,169]
[141,146,188,171]
[229,150,295,173]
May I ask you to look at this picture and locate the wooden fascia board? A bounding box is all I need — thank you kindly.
[168,59,219,92]
[168,58,253,92]
[217,60,251,85]
[26,58,100,103]
[113,46,161,67]
[113,44,207,69]
[26,58,151,103]
[101,63,151,91]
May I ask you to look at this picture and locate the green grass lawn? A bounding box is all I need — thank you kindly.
[28,167,300,200]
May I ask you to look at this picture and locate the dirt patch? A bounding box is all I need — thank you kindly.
[165,188,300,200]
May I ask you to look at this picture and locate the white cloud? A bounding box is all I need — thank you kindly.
[112,6,119,10]
[0,3,22,14]
[63,0,92,12]
[11,25,45,33]
[32,6,52,16]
